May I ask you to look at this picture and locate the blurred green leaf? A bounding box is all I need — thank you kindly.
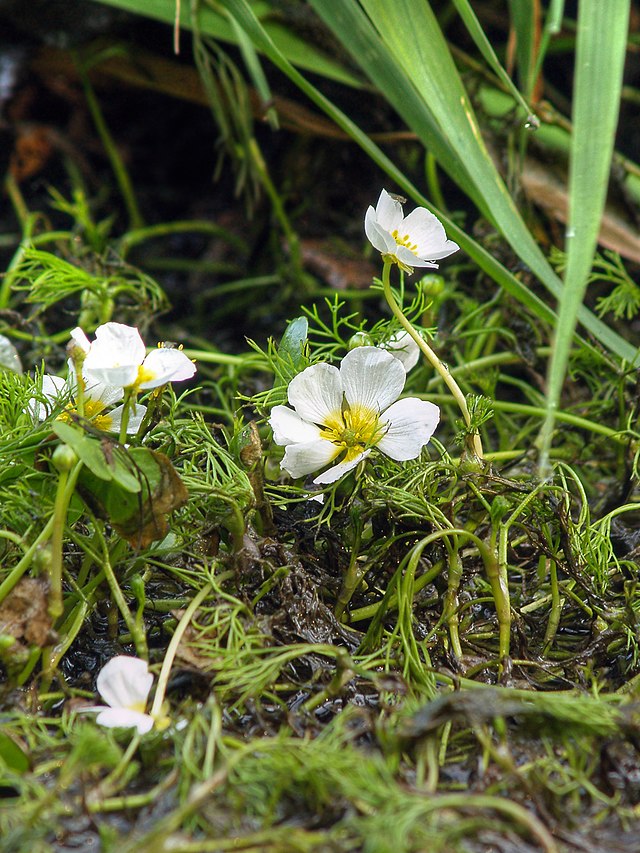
[0,731,29,774]
[90,0,364,87]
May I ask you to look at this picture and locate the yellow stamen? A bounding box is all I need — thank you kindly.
[391,229,419,254]
[320,403,383,455]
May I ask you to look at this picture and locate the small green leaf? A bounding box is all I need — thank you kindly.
[52,421,143,492]
[278,317,308,369]
[0,731,29,774]
[52,421,113,481]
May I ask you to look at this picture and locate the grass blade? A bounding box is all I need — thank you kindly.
[90,0,364,87]
[538,0,632,473]
[451,0,534,115]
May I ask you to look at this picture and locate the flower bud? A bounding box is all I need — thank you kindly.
[52,444,78,473]
[418,274,445,295]
[347,331,373,350]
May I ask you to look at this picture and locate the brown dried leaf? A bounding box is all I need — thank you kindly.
[0,578,55,648]
[522,157,640,264]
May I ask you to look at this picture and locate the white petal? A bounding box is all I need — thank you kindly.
[340,347,405,413]
[409,257,440,269]
[30,374,68,420]
[106,404,147,434]
[377,398,440,461]
[96,655,153,710]
[69,327,91,354]
[43,373,69,399]
[364,207,396,254]
[288,363,343,426]
[93,323,146,363]
[84,364,139,389]
[383,331,420,372]
[83,325,145,386]
[280,438,340,478]
[402,208,459,261]
[375,189,404,231]
[269,405,322,446]
[313,449,370,484]
[138,348,196,389]
[95,707,155,734]
[83,377,124,407]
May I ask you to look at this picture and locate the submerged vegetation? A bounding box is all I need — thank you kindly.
[1,1,640,850]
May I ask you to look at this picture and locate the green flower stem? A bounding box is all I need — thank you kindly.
[118,388,136,444]
[381,261,484,460]
[424,392,632,444]
[302,649,355,712]
[88,733,142,803]
[48,461,84,621]
[116,220,247,260]
[96,526,148,660]
[373,526,508,666]
[181,348,266,368]
[150,581,212,721]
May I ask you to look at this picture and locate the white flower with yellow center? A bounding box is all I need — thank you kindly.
[365,189,459,274]
[80,322,196,391]
[30,368,145,434]
[269,346,440,484]
[85,655,155,734]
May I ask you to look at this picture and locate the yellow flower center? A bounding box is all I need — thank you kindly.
[136,364,156,387]
[391,229,419,255]
[93,412,114,432]
[128,700,147,714]
[84,400,106,420]
[320,403,383,461]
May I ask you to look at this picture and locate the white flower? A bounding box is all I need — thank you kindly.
[85,656,155,734]
[80,323,196,391]
[269,346,440,484]
[29,374,70,421]
[381,330,420,373]
[29,369,146,434]
[364,189,459,273]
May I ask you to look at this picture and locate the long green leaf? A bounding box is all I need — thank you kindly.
[538,0,631,473]
[507,0,537,99]
[90,0,364,87]
[451,0,534,116]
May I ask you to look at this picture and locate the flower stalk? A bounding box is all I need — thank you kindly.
[381,260,484,461]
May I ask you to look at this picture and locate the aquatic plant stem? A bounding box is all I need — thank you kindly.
[380,260,484,460]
